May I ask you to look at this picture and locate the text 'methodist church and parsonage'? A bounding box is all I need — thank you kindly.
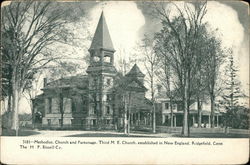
[33,12,153,130]
[33,12,222,130]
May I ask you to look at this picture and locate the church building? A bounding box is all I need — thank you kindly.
[32,12,152,130]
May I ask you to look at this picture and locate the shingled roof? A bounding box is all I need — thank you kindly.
[126,64,145,77]
[89,11,115,51]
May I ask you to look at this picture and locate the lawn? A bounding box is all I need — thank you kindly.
[1,128,249,138]
[173,133,249,138]
[1,128,41,136]
[65,133,156,137]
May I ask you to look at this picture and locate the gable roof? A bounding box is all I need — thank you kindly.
[126,64,145,77]
[115,75,147,92]
[89,11,114,51]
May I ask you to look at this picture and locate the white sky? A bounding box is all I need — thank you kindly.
[3,1,247,114]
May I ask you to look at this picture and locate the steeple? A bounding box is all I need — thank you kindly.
[89,11,115,51]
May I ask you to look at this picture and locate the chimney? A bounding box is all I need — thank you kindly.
[43,78,47,87]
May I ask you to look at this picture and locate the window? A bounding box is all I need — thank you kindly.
[106,119,111,124]
[47,119,51,126]
[91,119,96,126]
[93,56,100,62]
[96,94,99,101]
[71,100,76,112]
[104,56,111,63]
[173,104,177,110]
[89,104,94,114]
[106,106,110,115]
[81,120,84,126]
[107,94,112,101]
[165,102,169,110]
[48,98,52,113]
[107,78,111,86]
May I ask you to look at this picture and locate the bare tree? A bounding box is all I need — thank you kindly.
[139,35,160,133]
[1,1,75,135]
[153,1,207,136]
[154,36,175,128]
[203,35,225,128]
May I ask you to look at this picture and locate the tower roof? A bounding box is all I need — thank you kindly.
[126,64,145,77]
[89,11,115,51]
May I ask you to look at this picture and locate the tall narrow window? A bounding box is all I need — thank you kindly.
[165,102,169,110]
[106,106,110,115]
[71,99,76,112]
[106,119,111,124]
[48,98,52,113]
[47,119,51,126]
[107,79,111,86]
[173,104,177,110]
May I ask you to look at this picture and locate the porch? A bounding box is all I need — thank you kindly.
[161,110,222,128]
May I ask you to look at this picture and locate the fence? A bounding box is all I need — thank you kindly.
[156,126,250,134]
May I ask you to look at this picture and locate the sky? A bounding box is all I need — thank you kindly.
[3,1,248,114]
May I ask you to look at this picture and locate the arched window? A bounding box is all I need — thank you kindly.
[93,56,100,62]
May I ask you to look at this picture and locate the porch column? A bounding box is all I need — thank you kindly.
[149,113,151,126]
[192,115,195,127]
[138,112,140,125]
[217,115,219,127]
[208,115,211,127]
[173,115,176,127]
[132,113,134,125]
[162,115,165,125]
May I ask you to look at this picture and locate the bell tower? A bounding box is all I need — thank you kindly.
[86,11,117,129]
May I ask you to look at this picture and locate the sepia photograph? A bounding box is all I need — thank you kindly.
[0,0,249,164]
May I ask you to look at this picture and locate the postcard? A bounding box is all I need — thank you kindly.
[1,0,249,164]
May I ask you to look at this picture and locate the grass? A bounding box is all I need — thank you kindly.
[1,127,249,138]
[1,128,41,136]
[65,133,154,137]
[173,133,249,138]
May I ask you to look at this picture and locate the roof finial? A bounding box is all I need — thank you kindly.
[101,1,107,11]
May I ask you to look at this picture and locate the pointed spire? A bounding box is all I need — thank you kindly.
[126,64,145,77]
[89,11,115,51]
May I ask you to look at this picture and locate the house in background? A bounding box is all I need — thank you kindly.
[155,86,222,128]
[32,12,152,130]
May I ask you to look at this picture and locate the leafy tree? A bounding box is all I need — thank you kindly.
[221,50,244,129]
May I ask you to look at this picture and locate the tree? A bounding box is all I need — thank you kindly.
[153,1,207,136]
[222,50,243,130]
[154,33,175,128]
[1,1,75,135]
[140,35,160,133]
[203,34,225,128]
